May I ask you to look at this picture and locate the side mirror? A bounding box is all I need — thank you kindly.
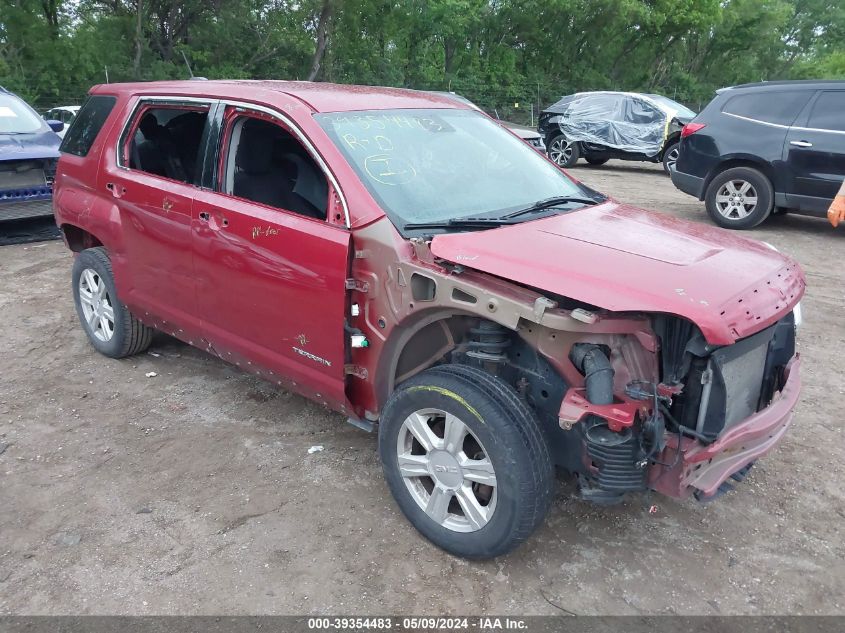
[48,119,64,133]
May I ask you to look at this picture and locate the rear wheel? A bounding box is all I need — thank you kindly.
[662,141,679,175]
[547,134,580,167]
[72,247,154,358]
[379,364,554,559]
[704,166,773,229]
[585,157,608,166]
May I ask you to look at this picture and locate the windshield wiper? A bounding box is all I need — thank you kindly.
[403,195,603,232]
[403,218,509,231]
[498,195,600,220]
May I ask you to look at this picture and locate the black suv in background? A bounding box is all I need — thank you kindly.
[672,80,845,229]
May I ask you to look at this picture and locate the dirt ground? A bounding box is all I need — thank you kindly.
[1,162,843,616]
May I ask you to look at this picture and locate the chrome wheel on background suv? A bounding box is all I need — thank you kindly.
[704,166,774,230]
[714,180,759,220]
[547,135,579,167]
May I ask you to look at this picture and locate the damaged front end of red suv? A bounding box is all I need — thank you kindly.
[351,199,804,505]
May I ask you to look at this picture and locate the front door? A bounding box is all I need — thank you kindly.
[191,106,351,408]
[100,98,213,334]
[784,90,845,214]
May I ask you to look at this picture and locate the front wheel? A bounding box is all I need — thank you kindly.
[379,364,554,559]
[547,135,580,167]
[704,166,774,229]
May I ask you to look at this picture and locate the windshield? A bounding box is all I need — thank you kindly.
[316,108,592,231]
[0,94,45,134]
[645,95,696,118]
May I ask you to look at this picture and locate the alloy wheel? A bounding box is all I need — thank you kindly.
[397,408,497,533]
[715,180,759,220]
[548,138,573,166]
[665,147,680,172]
[78,268,115,342]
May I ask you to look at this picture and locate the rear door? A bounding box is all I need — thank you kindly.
[784,90,845,214]
[191,103,351,409]
[99,97,214,336]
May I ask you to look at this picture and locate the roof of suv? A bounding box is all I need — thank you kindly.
[719,80,845,93]
[90,80,469,114]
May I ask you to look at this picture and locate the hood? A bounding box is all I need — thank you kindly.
[0,129,61,162]
[430,201,804,345]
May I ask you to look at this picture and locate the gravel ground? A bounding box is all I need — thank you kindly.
[1,162,843,615]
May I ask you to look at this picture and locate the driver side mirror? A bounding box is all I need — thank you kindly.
[47,119,64,133]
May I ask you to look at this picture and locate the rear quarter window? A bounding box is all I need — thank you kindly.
[60,95,117,157]
[721,90,812,126]
[806,91,845,132]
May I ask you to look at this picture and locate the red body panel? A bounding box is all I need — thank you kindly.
[430,201,804,345]
[191,188,351,407]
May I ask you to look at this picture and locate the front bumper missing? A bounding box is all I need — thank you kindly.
[649,356,801,499]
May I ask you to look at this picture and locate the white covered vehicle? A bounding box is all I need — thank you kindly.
[538,91,696,174]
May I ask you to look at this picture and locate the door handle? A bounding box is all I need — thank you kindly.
[790,140,813,148]
[198,211,228,229]
[105,182,126,198]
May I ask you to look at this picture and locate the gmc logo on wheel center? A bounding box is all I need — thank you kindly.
[434,465,459,474]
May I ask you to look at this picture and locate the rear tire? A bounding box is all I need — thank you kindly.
[379,364,554,559]
[585,157,608,166]
[547,134,580,167]
[662,141,679,175]
[705,166,774,229]
[72,247,154,358]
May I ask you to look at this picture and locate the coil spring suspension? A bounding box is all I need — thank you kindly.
[466,321,510,365]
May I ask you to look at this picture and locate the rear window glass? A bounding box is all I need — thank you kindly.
[806,91,845,132]
[60,95,116,157]
[721,91,811,126]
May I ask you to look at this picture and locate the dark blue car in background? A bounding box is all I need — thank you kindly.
[0,86,63,222]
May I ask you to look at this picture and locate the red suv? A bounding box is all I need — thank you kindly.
[54,81,805,559]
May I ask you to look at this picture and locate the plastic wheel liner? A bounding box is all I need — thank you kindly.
[544,91,682,157]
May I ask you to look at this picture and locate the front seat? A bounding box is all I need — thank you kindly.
[233,123,293,210]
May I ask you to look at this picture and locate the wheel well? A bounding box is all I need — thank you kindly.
[704,158,775,195]
[61,224,103,252]
[659,134,681,159]
[378,313,574,466]
[378,313,568,415]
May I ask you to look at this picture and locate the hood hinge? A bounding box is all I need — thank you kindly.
[344,364,369,379]
[345,278,370,293]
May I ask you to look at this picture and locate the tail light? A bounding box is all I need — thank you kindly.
[681,122,706,138]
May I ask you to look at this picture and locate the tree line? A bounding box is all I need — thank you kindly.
[1,0,843,122]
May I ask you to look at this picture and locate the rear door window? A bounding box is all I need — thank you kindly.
[721,90,812,126]
[806,91,845,132]
[60,95,117,156]
[123,105,210,185]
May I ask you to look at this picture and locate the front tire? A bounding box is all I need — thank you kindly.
[585,157,608,166]
[72,247,153,358]
[379,364,554,559]
[547,134,580,167]
[704,166,774,229]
